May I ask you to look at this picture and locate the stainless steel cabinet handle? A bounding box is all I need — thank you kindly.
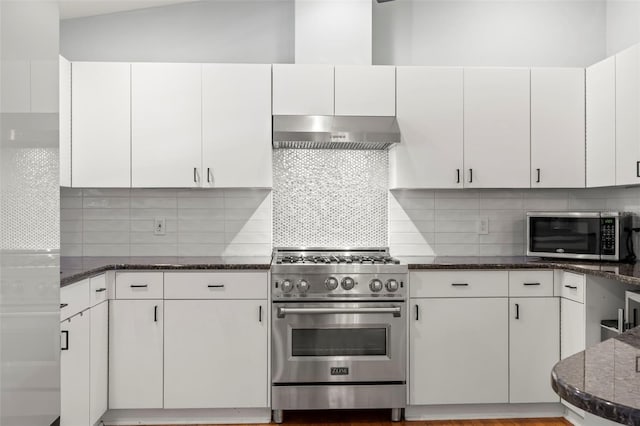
[451,283,469,287]
[564,285,578,290]
[523,282,540,286]
[207,167,212,183]
[207,284,224,288]
[95,288,107,293]
[536,168,541,183]
[468,169,473,183]
[515,303,520,320]
[154,305,158,322]
[277,306,401,318]
[259,305,263,323]
[61,330,69,351]
[415,304,419,321]
[637,161,640,178]
[130,284,148,288]
[456,169,460,184]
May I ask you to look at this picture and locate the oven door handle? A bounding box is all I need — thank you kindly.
[277,306,402,318]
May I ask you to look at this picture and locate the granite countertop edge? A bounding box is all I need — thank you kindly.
[552,355,640,425]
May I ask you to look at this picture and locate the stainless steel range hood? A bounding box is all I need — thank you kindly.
[272,115,401,150]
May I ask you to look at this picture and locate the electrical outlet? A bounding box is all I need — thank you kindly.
[477,217,489,235]
[154,217,166,236]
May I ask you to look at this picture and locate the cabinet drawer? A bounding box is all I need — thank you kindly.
[90,274,108,306]
[560,272,585,303]
[164,272,268,299]
[115,272,163,299]
[61,279,90,320]
[509,271,554,297]
[410,271,508,298]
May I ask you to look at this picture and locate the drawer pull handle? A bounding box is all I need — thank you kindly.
[60,303,68,309]
[259,305,263,323]
[130,284,148,288]
[456,169,460,184]
[523,282,540,286]
[564,285,578,290]
[515,303,520,320]
[468,169,473,183]
[451,283,469,286]
[61,330,69,351]
[207,284,225,288]
[95,288,107,293]
[415,304,419,321]
[154,305,158,322]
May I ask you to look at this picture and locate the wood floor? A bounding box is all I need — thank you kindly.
[142,409,572,426]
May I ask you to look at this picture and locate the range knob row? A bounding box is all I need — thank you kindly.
[280,279,310,293]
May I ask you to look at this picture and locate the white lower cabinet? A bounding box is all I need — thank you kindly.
[164,299,268,408]
[509,297,560,403]
[410,297,509,404]
[560,298,586,360]
[109,300,164,409]
[89,301,108,425]
[61,311,90,426]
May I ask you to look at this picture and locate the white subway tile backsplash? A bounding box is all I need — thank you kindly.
[177,243,225,257]
[434,244,479,256]
[83,232,130,245]
[131,208,178,220]
[83,197,130,209]
[435,198,480,210]
[435,232,479,245]
[178,232,225,244]
[84,244,130,256]
[479,198,524,210]
[131,232,178,244]
[178,219,225,233]
[130,197,177,209]
[84,208,129,220]
[130,244,177,257]
[61,197,83,209]
[82,188,130,197]
[177,197,225,209]
[83,220,130,232]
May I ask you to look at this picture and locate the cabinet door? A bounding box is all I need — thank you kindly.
[131,63,202,188]
[616,44,640,186]
[586,56,616,187]
[89,301,108,425]
[164,300,268,408]
[509,297,560,403]
[72,62,131,187]
[561,297,586,359]
[202,64,272,188]
[59,56,71,187]
[60,312,90,426]
[410,298,509,405]
[334,66,395,116]
[109,300,163,409]
[531,68,585,188]
[272,64,334,115]
[391,67,463,189]
[464,68,531,188]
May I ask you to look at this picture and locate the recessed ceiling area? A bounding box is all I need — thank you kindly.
[59,0,199,20]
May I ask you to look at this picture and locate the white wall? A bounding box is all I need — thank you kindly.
[606,0,640,56]
[373,0,607,67]
[60,0,294,63]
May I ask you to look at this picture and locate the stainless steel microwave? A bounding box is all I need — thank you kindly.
[526,212,633,261]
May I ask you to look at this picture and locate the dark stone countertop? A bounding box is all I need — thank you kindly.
[552,327,640,425]
[60,256,271,287]
[400,256,640,288]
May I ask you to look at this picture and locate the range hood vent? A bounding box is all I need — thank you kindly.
[272,115,401,150]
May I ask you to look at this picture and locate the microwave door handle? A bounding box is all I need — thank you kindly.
[277,306,401,318]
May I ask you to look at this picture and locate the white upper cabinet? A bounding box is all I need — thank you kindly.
[72,62,131,187]
[391,67,463,189]
[131,63,202,188]
[463,68,531,188]
[334,65,396,116]
[60,56,71,187]
[616,44,640,186]
[272,64,334,115]
[202,64,272,188]
[586,56,616,187]
[531,68,585,188]
[1,60,57,113]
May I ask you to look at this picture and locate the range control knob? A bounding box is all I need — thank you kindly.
[281,279,294,293]
[341,277,356,290]
[385,279,399,292]
[369,279,383,292]
[325,277,339,291]
[297,280,310,293]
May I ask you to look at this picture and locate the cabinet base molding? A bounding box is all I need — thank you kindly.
[101,408,271,425]
[405,403,564,421]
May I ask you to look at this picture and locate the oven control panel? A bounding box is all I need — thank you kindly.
[272,273,407,300]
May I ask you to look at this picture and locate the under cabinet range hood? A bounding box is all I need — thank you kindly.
[272,115,401,150]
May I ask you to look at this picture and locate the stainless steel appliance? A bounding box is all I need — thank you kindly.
[271,248,408,423]
[526,212,634,261]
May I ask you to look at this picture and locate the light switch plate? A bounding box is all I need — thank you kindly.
[154,217,166,235]
[477,217,489,235]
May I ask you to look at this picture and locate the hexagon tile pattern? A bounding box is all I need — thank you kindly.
[273,149,388,248]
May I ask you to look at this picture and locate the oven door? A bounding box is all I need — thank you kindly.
[527,212,602,259]
[272,301,406,384]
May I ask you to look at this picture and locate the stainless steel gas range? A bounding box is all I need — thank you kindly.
[270,248,408,423]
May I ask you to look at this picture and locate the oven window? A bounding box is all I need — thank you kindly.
[529,217,600,254]
[291,328,387,356]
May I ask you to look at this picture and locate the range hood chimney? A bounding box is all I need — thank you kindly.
[274,0,400,150]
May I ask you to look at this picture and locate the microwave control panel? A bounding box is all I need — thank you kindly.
[600,218,616,256]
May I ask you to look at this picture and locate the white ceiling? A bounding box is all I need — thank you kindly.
[59,0,198,20]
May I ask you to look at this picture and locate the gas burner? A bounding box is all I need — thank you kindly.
[275,251,401,265]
